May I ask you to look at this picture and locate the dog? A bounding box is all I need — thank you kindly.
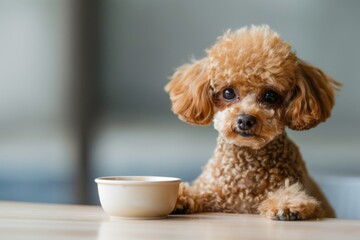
[165,25,340,220]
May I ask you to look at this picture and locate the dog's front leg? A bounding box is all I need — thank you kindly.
[172,182,203,214]
[258,179,323,220]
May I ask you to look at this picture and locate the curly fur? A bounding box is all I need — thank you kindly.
[165,25,340,220]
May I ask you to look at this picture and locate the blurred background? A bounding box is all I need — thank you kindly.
[0,0,359,219]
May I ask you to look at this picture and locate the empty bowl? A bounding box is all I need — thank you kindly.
[95,176,181,219]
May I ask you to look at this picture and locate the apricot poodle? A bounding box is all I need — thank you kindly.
[165,25,340,220]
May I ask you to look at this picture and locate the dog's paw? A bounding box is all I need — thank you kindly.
[171,182,202,214]
[259,202,322,221]
[258,181,323,221]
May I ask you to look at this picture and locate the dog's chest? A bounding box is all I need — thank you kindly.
[204,135,303,213]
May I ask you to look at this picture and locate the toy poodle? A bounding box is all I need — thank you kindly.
[165,25,340,220]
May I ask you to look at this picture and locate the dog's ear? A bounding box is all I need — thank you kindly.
[285,59,341,130]
[165,58,213,125]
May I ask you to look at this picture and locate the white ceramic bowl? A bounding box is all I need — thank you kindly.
[95,176,181,219]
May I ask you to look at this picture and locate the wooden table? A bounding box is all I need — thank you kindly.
[1,201,360,240]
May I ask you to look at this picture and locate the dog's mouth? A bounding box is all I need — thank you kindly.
[233,128,256,137]
[239,131,255,137]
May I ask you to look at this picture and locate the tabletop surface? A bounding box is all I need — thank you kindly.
[1,201,360,240]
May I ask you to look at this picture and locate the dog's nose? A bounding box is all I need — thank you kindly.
[237,114,257,130]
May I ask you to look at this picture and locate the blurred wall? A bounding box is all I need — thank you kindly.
[0,0,72,127]
[0,0,76,203]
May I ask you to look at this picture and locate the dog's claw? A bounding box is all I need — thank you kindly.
[279,212,288,221]
[171,202,189,214]
[274,211,300,221]
[289,212,300,221]
[172,208,186,214]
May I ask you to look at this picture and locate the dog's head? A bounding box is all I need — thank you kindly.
[165,25,340,149]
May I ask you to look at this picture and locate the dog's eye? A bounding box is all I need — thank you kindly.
[262,90,280,104]
[222,88,237,101]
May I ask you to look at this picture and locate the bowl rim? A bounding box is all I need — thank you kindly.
[95,176,182,185]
